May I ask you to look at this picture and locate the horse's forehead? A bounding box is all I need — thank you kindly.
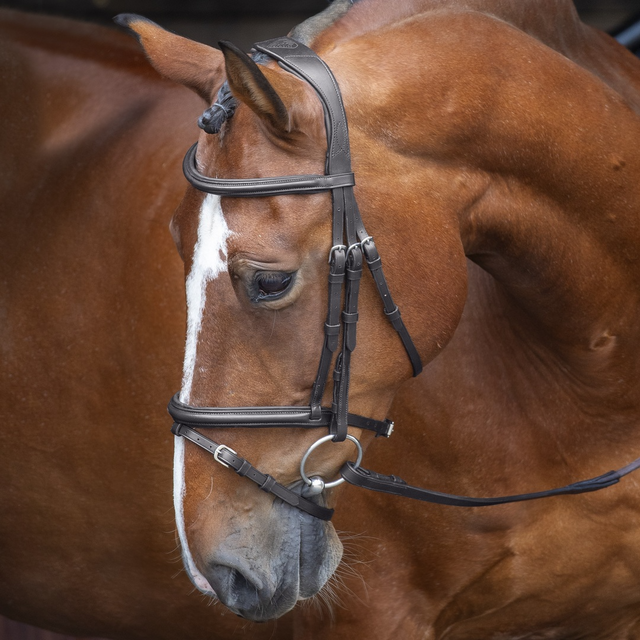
[221,197,330,263]
[191,137,330,247]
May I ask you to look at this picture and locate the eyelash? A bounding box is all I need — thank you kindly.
[251,271,294,302]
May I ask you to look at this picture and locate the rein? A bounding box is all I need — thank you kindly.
[169,36,640,521]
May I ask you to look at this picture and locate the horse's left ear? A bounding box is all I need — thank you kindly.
[113,14,224,103]
[219,41,300,133]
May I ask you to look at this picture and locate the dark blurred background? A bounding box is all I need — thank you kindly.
[0,0,639,50]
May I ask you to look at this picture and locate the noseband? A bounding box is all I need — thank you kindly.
[169,37,640,521]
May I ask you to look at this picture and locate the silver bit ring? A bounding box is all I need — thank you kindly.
[300,434,363,489]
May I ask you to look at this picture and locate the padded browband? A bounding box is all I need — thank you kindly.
[168,394,394,437]
[183,143,355,197]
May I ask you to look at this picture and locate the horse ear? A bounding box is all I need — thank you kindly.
[218,41,295,133]
[113,14,224,103]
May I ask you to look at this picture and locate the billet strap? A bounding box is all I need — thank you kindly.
[341,455,640,507]
[168,394,394,437]
[172,423,334,521]
[183,143,355,196]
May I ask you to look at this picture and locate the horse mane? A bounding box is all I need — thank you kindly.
[289,0,356,45]
[198,0,358,134]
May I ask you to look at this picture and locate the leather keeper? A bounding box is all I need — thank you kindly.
[365,255,382,270]
[259,475,277,492]
[385,306,402,323]
[324,323,341,335]
[237,460,253,477]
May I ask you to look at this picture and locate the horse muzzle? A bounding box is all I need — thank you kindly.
[200,500,342,621]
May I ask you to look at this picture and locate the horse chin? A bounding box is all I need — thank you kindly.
[195,501,342,621]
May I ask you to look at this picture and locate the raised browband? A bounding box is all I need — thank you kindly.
[183,143,355,197]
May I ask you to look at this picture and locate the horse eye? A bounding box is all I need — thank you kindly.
[253,272,294,301]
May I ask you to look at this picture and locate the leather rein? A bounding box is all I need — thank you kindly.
[169,37,640,521]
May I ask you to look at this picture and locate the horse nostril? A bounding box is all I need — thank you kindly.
[206,563,265,612]
[229,567,254,595]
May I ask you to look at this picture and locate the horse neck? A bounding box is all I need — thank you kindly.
[314,0,640,109]
[314,0,583,47]
[455,81,640,418]
[462,173,640,389]
[328,5,640,412]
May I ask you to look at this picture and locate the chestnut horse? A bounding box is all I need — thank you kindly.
[3,1,640,639]
[123,0,640,636]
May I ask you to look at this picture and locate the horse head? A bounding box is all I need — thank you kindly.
[117,13,468,620]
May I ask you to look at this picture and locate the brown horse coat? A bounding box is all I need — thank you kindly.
[3,1,640,638]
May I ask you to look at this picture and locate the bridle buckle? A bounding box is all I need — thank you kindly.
[328,244,347,264]
[213,444,237,468]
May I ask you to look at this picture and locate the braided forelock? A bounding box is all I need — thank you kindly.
[198,82,238,134]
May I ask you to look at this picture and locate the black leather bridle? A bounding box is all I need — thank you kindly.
[169,36,640,521]
[170,36,421,521]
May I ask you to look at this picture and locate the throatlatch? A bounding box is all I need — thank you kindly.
[170,36,640,520]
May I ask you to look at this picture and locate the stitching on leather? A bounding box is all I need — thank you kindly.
[281,55,350,162]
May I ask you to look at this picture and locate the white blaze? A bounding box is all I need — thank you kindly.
[174,194,231,596]
[180,194,232,403]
